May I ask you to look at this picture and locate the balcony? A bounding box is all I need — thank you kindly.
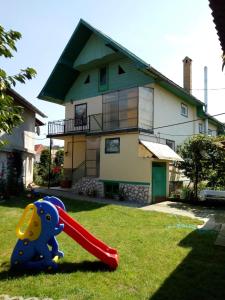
[47,87,154,137]
[47,113,140,136]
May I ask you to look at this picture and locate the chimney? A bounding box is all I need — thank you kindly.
[183,56,192,93]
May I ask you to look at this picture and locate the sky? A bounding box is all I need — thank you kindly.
[1,0,224,146]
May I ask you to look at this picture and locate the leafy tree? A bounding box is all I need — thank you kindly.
[40,149,50,168]
[54,149,64,166]
[177,135,225,199]
[0,25,36,146]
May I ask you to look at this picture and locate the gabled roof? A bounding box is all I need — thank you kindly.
[38,19,206,109]
[9,89,47,118]
[38,19,149,104]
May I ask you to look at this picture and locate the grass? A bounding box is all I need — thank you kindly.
[0,195,225,300]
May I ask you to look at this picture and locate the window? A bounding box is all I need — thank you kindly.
[74,103,87,126]
[102,87,138,130]
[166,139,175,151]
[181,103,188,117]
[208,129,213,136]
[199,123,204,134]
[104,182,119,197]
[99,66,108,91]
[105,138,120,154]
[118,65,125,75]
[84,75,90,84]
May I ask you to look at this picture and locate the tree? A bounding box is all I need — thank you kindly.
[54,149,64,166]
[40,149,50,168]
[0,25,36,146]
[177,135,225,200]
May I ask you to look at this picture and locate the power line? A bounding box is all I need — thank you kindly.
[191,88,225,91]
[157,131,217,137]
[153,112,225,130]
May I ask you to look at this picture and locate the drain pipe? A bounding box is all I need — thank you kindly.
[204,66,208,135]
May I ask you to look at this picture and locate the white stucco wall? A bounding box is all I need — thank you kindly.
[0,103,37,187]
[150,84,197,147]
[23,153,34,187]
[1,106,35,153]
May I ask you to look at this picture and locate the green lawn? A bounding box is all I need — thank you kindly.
[0,196,225,300]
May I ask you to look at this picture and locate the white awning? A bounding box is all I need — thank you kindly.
[140,140,184,162]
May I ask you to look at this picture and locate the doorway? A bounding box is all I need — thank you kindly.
[152,162,167,203]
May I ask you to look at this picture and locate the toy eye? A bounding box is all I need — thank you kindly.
[45,214,51,221]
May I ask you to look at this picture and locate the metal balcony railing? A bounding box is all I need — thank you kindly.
[47,113,148,136]
[48,114,103,136]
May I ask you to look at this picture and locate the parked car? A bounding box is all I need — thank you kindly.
[199,189,225,201]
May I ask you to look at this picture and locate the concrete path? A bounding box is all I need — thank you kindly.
[36,188,225,245]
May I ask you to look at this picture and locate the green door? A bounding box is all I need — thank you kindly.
[152,162,167,203]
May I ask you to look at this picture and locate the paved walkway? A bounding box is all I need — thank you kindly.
[36,188,225,245]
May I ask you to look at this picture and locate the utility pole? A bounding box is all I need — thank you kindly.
[48,138,53,189]
[204,66,208,135]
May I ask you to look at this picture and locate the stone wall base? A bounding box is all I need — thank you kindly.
[73,177,104,197]
[73,178,151,204]
[119,183,151,204]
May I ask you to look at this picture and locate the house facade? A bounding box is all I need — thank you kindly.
[0,89,46,189]
[38,19,223,204]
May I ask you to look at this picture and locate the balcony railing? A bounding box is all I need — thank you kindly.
[48,114,103,136]
[47,113,141,136]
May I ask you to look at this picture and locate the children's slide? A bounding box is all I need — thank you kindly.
[56,206,119,269]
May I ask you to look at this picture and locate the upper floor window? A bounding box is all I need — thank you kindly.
[74,103,87,126]
[166,139,175,151]
[199,123,204,134]
[118,65,125,75]
[84,75,90,84]
[99,66,108,91]
[102,87,138,131]
[181,103,188,117]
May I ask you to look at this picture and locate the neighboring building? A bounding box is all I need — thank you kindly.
[209,0,225,61]
[38,19,223,204]
[0,89,46,188]
[34,144,46,163]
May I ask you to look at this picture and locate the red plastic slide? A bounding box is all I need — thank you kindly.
[57,206,119,269]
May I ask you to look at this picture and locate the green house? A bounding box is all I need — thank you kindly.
[38,19,223,204]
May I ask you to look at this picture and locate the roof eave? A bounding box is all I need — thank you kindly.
[9,88,47,118]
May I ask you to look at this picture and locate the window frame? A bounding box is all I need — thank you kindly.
[105,137,120,154]
[118,65,125,75]
[98,65,108,92]
[74,103,87,127]
[199,123,204,134]
[84,74,90,84]
[181,103,188,117]
[208,128,213,136]
[166,139,175,151]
